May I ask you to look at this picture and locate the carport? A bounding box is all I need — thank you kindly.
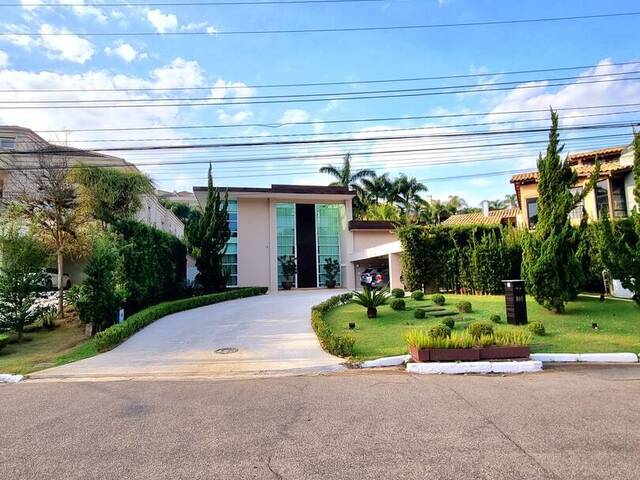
[348,239,404,291]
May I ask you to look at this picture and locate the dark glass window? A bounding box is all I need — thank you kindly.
[595,180,610,218]
[526,198,538,228]
[611,178,628,218]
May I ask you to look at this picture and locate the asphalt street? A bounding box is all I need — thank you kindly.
[2,365,640,480]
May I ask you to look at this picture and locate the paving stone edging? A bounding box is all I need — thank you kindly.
[530,353,639,363]
[407,360,543,375]
[0,374,24,383]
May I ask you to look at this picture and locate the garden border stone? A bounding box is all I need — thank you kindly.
[361,354,412,368]
[530,353,639,363]
[0,373,23,383]
[407,360,542,375]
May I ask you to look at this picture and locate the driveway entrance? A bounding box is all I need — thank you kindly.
[31,290,345,381]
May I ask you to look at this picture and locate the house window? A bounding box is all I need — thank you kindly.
[569,187,584,220]
[611,178,628,218]
[222,200,238,286]
[595,180,610,218]
[526,198,538,228]
[0,137,16,150]
[316,204,344,287]
[276,202,296,288]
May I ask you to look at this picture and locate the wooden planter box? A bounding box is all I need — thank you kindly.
[429,347,480,362]
[409,346,430,362]
[479,346,530,360]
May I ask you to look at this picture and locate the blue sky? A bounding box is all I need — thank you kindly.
[1,0,639,206]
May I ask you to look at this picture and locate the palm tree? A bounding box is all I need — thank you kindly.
[487,199,507,211]
[319,153,374,188]
[362,202,402,221]
[361,172,393,204]
[504,193,518,208]
[319,153,374,218]
[392,174,428,215]
[446,195,467,211]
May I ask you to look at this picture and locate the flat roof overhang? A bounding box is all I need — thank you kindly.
[348,240,402,263]
[193,184,355,205]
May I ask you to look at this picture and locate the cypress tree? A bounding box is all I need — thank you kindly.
[522,110,598,313]
[193,165,231,293]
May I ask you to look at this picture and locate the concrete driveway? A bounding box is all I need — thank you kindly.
[30,290,345,381]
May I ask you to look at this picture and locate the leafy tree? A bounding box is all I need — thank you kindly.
[504,193,518,208]
[71,165,153,224]
[16,152,86,318]
[361,172,393,203]
[192,165,231,292]
[76,233,123,333]
[362,202,402,221]
[522,110,599,312]
[320,153,375,217]
[0,225,49,341]
[158,198,202,253]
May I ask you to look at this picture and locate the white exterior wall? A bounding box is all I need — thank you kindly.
[135,194,185,239]
[237,197,271,288]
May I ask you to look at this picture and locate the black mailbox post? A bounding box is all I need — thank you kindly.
[502,280,528,325]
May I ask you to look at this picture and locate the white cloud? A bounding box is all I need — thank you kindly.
[279,109,310,124]
[146,8,178,34]
[18,0,107,22]
[0,24,38,49]
[39,24,94,63]
[0,50,7,68]
[150,57,205,88]
[217,110,252,124]
[181,22,217,34]
[104,42,145,63]
[209,79,253,101]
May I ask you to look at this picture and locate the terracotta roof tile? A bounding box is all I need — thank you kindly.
[442,208,520,226]
[510,162,632,184]
[567,146,625,164]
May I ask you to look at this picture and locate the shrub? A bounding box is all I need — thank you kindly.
[441,317,455,329]
[478,334,494,347]
[311,293,356,357]
[404,329,429,349]
[414,308,426,319]
[432,293,446,305]
[528,321,546,336]
[0,333,8,352]
[390,298,406,311]
[93,287,267,351]
[447,331,474,349]
[467,321,494,339]
[456,301,472,313]
[391,288,405,298]
[351,288,389,318]
[428,323,451,339]
[494,330,532,346]
[339,292,353,304]
[490,314,502,323]
[410,290,424,301]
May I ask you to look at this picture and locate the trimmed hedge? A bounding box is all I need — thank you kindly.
[0,333,8,352]
[410,290,425,301]
[93,287,267,352]
[390,298,406,311]
[311,294,355,357]
[391,288,405,299]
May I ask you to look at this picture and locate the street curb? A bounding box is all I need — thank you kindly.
[406,360,543,375]
[530,353,639,363]
[361,354,412,368]
[0,374,23,383]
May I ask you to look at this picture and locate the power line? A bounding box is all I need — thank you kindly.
[4,132,632,167]
[5,60,638,93]
[4,70,637,105]
[60,116,640,145]
[4,75,640,109]
[1,0,389,6]
[33,102,640,133]
[4,11,639,36]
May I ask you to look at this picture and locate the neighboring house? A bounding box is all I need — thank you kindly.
[192,184,404,292]
[0,126,185,283]
[156,189,198,207]
[510,145,636,229]
[442,201,519,227]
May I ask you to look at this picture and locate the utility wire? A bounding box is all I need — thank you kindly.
[3,0,389,6]
[33,102,640,133]
[4,70,636,104]
[3,12,639,36]
[3,76,639,109]
[4,60,638,93]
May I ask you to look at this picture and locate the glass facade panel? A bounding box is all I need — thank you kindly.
[611,178,628,218]
[222,200,238,286]
[526,198,538,228]
[276,203,296,287]
[316,204,344,286]
[569,187,584,220]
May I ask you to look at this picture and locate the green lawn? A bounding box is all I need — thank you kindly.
[0,319,91,375]
[323,294,640,361]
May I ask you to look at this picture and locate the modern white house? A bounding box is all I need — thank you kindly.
[192,184,405,292]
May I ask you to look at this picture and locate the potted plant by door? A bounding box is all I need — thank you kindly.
[278,256,297,290]
[323,258,340,289]
[351,287,389,318]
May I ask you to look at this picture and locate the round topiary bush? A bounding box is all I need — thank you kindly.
[432,293,445,306]
[391,288,405,299]
[456,301,472,313]
[467,321,494,339]
[339,292,353,304]
[410,290,425,301]
[390,298,406,311]
[428,323,451,339]
[528,321,546,336]
[414,308,426,319]
[490,314,501,323]
[441,317,455,329]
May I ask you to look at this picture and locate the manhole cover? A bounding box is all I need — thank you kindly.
[215,347,238,354]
